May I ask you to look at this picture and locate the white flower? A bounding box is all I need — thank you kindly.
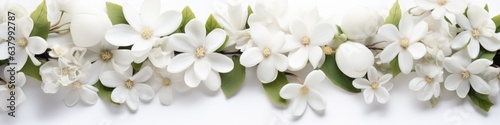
[451,6,500,59]
[409,65,443,101]
[483,67,500,96]
[40,55,92,93]
[145,60,189,105]
[0,2,30,60]
[416,48,445,77]
[279,70,326,117]
[141,37,175,68]
[213,0,251,50]
[341,7,383,40]
[353,67,393,104]
[87,40,135,82]
[377,14,428,74]
[240,24,288,83]
[443,52,492,98]
[105,0,182,59]
[0,17,47,70]
[335,42,375,78]
[0,68,26,111]
[168,19,234,91]
[286,20,335,70]
[248,0,288,31]
[100,66,155,111]
[70,12,112,47]
[64,73,99,106]
[414,0,467,20]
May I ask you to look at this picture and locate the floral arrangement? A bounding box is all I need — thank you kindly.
[1,0,500,118]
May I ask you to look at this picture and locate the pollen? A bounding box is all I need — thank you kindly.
[141,27,153,40]
[195,47,206,58]
[472,29,480,39]
[302,37,310,45]
[19,38,28,47]
[301,86,309,94]
[371,82,379,89]
[438,0,446,5]
[73,81,81,89]
[163,79,171,86]
[262,48,271,57]
[100,50,113,62]
[400,38,409,49]
[125,80,134,89]
[461,70,470,79]
[61,67,69,75]
[322,46,334,55]
[425,76,433,84]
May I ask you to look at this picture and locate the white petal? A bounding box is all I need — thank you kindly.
[100,71,126,87]
[269,53,289,71]
[444,58,464,73]
[456,14,472,30]
[71,13,111,47]
[207,53,234,73]
[378,74,393,86]
[379,43,402,63]
[488,79,499,95]
[374,87,390,103]
[408,42,426,59]
[291,96,307,117]
[410,21,428,42]
[288,47,308,70]
[467,59,492,74]
[398,50,413,74]
[469,75,491,94]
[167,53,196,73]
[239,47,264,67]
[185,19,206,46]
[79,86,99,105]
[27,37,47,54]
[64,91,79,106]
[363,89,375,104]
[478,36,500,51]
[249,24,270,48]
[399,13,414,38]
[205,29,227,52]
[367,67,378,83]
[152,10,182,36]
[409,77,426,91]
[159,86,173,105]
[131,39,155,56]
[111,50,135,73]
[134,84,155,100]
[377,24,402,43]
[257,59,277,83]
[444,1,466,14]
[140,0,160,25]
[279,84,302,99]
[105,24,141,46]
[126,91,140,110]
[310,23,335,46]
[0,43,8,60]
[353,79,371,89]
[417,86,433,101]
[415,0,437,10]
[303,70,326,88]
[431,6,446,20]
[289,20,309,39]
[131,67,153,83]
[307,89,326,111]
[148,48,171,68]
[308,46,323,68]
[444,74,463,91]
[184,67,201,88]
[194,58,211,80]
[336,42,374,78]
[456,80,470,98]
[203,71,222,91]
[467,38,480,59]
[122,3,143,31]
[467,6,488,29]
[451,32,471,49]
[111,86,129,103]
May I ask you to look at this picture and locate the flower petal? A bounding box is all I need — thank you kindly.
[140,0,160,25]
[27,37,47,54]
[169,34,196,52]
[71,13,111,47]
[450,32,471,49]
[409,77,426,91]
[203,71,222,91]
[367,66,378,82]
[249,24,270,48]
[205,29,227,52]
[398,50,413,74]
[303,70,326,88]
[185,19,206,46]
[478,36,500,51]
[469,75,491,94]
[64,91,79,106]
[353,79,371,89]
[410,21,428,42]
[288,47,308,70]
[374,87,390,103]
[207,53,234,73]
[122,3,143,31]
[167,53,196,73]
[467,59,492,74]
[377,24,402,43]
[308,46,323,68]
[279,83,303,99]
[269,53,288,71]
[184,67,201,88]
[111,86,129,103]
[307,89,326,111]
[467,38,480,58]
[239,47,264,67]
[456,14,472,30]
[363,89,374,104]
[444,74,463,91]
[456,80,470,98]
[257,59,277,83]
[310,23,335,46]
[152,10,181,36]
[134,84,155,100]
[80,86,99,105]
[399,14,414,38]
[408,42,426,59]
[194,58,212,80]
[131,66,153,83]
[379,43,402,63]
[467,6,488,29]
[289,20,309,39]
[159,86,173,105]
[291,96,307,117]
[100,71,126,87]
[105,24,141,46]
[126,91,140,110]
[431,6,446,20]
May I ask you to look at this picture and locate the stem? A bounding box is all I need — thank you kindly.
[220,50,242,55]
[50,22,71,31]
[50,11,65,27]
[50,28,70,34]
[284,72,304,84]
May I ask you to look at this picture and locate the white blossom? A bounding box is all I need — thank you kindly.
[353,67,393,104]
[409,65,443,101]
[341,7,383,40]
[336,42,375,78]
[0,68,26,111]
[443,51,492,98]
[279,70,326,117]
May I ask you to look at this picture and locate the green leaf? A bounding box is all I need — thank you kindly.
[220,55,246,98]
[20,58,42,81]
[205,14,227,52]
[30,0,50,40]
[0,60,7,66]
[106,2,128,25]
[336,25,344,34]
[245,5,253,29]
[262,72,288,107]
[484,4,489,12]
[94,81,120,105]
[468,88,493,112]
[385,0,402,28]
[478,47,496,60]
[175,6,196,33]
[131,62,143,73]
[429,97,439,108]
[320,55,361,93]
[492,14,500,33]
[389,56,401,77]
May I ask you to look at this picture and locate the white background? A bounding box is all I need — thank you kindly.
[1,0,500,125]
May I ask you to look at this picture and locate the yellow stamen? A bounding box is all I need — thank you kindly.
[19,38,28,47]
[262,48,271,57]
[141,27,153,40]
[163,79,171,86]
[301,86,309,94]
[125,80,134,89]
[61,67,69,75]
[195,47,205,58]
[472,29,480,39]
[461,70,470,79]
[322,46,334,55]
[100,50,113,62]
[438,0,446,5]
[73,81,81,89]
[425,76,433,84]
[302,37,310,45]
[371,82,379,89]
[400,38,409,49]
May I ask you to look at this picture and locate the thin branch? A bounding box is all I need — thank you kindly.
[284,72,304,84]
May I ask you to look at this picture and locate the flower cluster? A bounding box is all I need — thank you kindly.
[1,0,500,118]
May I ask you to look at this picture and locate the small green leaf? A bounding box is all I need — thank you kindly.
[320,55,361,93]
[478,47,496,60]
[30,0,50,40]
[484,4,489,12]
[389,57,401,77]
[385,0,402,28]
[20,58,42,81]
[175,6,196,33]
[245,5,253,29]
[468,88,493,112]
[336,25,344,34]
[205,14,227,52]
[106,2,128,25]
[220,55,246,98]
[429,97,439,108]
[492,14,500,33]
[262,72,288,107]
[94,81,120,105]
[131,62,143,73]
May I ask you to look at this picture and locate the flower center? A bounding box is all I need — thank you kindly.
[425,76,433,84]
[371,82,379,89]
[300,86,309,94]
[322,46,334,55]
[100,50,113,62]
[302,37,310,45]
[19,38,28,47]
[163,79,171,86]
[61,67,69,75]
[472,29,480,39]
[141,27,153,40]
[438,0,446,5]
[73,81,81,89]
[262,48,271,58]
[400,38,409,49]
[124,80,134,89]
[195,47,205,58]
[497,74,500,80]
[461,70,470,79]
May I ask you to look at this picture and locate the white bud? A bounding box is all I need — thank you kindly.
[336,42,374,78]
[341,7,383,40]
